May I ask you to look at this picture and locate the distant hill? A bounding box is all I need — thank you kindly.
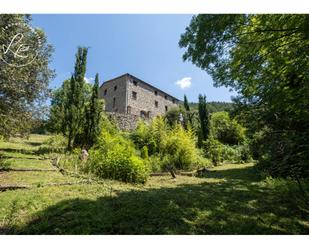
[188,101,234,113]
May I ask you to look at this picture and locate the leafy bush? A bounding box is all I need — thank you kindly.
[204,137,252,165]
[141,146,149,159]
[130,117,168,156]
[204,137,224,166]
[86,129,150,184]
[210,111,246,145]
[131,117,210,172]
[162,125,198,170]
[146,156,164,172]
[193,151,212,169]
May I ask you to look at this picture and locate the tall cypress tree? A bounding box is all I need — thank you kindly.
[183,94,192,130]
[84,73,103,148]
[184,95,190,112]
[198,94,209,147]
[64,47,88,150]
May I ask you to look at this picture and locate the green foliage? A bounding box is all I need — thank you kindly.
[204,137,252,165]
[64,47,88,150]
[164,107,185,127]
[84,73,104,148]
[37,134,67,154]
[86,119,150,184]
[197,94,210,146]
[1,135,308,234]
[210,112,246,145]
[163,125,198,170]
[204,138,223,166]
[184,95,190,112]
[141,146,149,159]
[146,156,163,172]
[0,15,54,138]
[49,48,103,150]
[192,151,212,169]
[131,117,206,171]
[180,14,309,179]
[189,101,234,114]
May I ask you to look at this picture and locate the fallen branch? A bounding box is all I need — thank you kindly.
[0,184,30,191]
[0,180,94,192]
[40,180,93,187]
[0,168,57,172]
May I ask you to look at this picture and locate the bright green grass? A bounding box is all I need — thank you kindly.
[0,135,308,235]
[3,158,52,170]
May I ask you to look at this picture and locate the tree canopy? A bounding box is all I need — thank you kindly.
[0,14,54,137]
[180,14,309,179]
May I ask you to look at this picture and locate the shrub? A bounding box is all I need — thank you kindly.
[131,117,210,172]
[130,117,168,156]
[130,120,150,150]
[141,146,149,159]
[86,130,150,184]
[147,156,163,172]
[193,151,212,169]
[204,137,224,166]
[210,111,246,145]
[162,125,198,170]
[204,137,252,165]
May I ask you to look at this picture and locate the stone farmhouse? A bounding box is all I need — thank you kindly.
[99,74,180,130]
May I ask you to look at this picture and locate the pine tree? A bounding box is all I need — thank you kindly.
[198,94,209,147]
[64,47,88,150]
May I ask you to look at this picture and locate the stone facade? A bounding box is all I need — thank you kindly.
[107,112,142,131]
[99,73,180,119]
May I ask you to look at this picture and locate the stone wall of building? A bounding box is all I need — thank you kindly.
[100,74,180,125]
[107,112,146,131]
[99,75,127,114]
[126,74,179,118]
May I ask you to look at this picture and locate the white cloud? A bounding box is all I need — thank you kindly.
[175,77,192,89]
[84,76,94,83]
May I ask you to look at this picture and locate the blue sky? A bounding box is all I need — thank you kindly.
[32,14,234,102]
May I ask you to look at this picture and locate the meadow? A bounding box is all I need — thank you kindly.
[0,135,308,234]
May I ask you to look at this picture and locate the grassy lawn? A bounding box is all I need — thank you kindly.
[0,135,308,234]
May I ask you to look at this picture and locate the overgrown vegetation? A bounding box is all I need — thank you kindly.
[180,14,309,180]
[0,135,308,235]
[0,15,54,138]
[86,118,150,184]
[48,47,103,151]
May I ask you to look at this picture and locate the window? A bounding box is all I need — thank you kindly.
[172,99,175,104]
[155,101,158,108]
[133,80,138,86]
[165,105,168,112]
[154,91,158,96]
[114,85,117,91]
[132,91,137,100]
[127,106,131,114]
[140,111,146,118]
[164,95,167,100]
[104,89,107,96]
[113,97,116,108]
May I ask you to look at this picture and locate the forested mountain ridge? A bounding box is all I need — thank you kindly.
[188,101,234,113]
